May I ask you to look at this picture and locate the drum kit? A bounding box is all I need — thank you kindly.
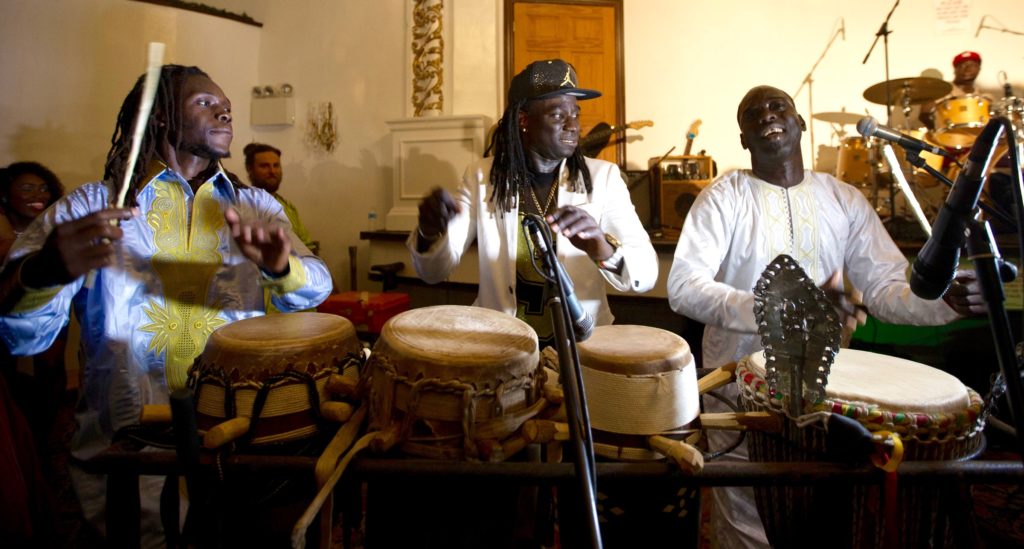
[822,75,1024,222]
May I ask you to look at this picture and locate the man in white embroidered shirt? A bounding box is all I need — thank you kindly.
[666,85,984,549]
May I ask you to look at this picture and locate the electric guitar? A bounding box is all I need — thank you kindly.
[580,120,654,157]
[683,119,702,156]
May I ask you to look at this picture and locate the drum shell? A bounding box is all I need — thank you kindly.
[737,352,983,548]
[364,305,545,461]
[577,325,700,461]
[190,312,363,446]
[835,136,878,188]
[933,95,991,149]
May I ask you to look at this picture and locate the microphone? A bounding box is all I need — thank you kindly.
[910,120,1005,299]
[522,214,595,341]
[857,116,955,159]
[975,15,986,38]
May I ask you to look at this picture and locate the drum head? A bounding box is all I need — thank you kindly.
[373,305,538,383]
[198,312,361,381]
[578,325,693,375]
[744,348,969,414]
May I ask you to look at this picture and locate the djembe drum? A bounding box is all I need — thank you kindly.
[364,305,546,461]
[737,348,984,548]
[189,312,364,448]
[572,324,703,547]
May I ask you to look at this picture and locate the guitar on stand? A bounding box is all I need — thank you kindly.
[580,120,653,158]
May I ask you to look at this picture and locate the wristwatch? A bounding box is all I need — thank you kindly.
[596,233,624,271]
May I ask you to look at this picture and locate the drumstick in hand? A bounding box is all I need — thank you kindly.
[115,42,164,210]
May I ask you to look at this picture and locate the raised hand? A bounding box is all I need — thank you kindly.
[224,207,290,275]
[23,208,137,287]
[546,206,614,261]
[417,187,460,238]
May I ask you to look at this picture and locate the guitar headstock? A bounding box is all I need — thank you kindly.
[626,120,654,130]
[686,119,703,139]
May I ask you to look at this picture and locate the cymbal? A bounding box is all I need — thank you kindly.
[812,112,863,125]
[863,77,952,105]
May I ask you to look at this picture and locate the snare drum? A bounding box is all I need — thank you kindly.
[364,305,546,461]
[836,136,878,188]
[737,348,983,548]
[577,325,700,461]
[933,94,991,149]
[189,312,363,446]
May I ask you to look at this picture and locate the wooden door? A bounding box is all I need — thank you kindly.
[509,1,623,165]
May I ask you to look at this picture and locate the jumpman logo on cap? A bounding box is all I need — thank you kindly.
[560,67,575,88]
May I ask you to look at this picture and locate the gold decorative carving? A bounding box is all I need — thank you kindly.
[411,0,444,116]
[306,101,338,154]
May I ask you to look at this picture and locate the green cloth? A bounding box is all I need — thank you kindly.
[272,193,317,253]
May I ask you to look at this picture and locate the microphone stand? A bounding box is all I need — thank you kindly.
[979,16,1024,37]
[965,217,1024,464]
[863,0,900,126]
[526,218,603,549]
[904,151,1017,228]
[793,18,844,169]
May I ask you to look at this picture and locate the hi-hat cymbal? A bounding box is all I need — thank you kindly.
[812,112,863,125]
[863,77,953,105]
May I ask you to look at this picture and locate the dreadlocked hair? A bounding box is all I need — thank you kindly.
[104,64,208,208]
[489,98,593,213]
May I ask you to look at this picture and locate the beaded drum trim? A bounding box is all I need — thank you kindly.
[737,362,983,442]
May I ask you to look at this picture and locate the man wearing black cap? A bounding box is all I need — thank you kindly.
[408,59,657,347]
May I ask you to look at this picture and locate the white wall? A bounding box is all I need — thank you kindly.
[0,0,261,186]
[624,0,1024,173]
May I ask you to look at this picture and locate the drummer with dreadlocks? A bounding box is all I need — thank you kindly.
[409,59,656,347]
[0,65,331,547]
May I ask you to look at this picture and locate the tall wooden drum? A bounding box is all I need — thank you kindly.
[577,325,700,460]
[365,305,546,461]
[189,312,363,447]
[737,348,983,548]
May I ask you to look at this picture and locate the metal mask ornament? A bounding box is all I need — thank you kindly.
[753,254,842,417]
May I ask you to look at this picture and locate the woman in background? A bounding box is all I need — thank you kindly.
[0,161,66,457]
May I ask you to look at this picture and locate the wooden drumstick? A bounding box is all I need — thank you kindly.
[697,361,737,395]
[325,373,359,398]
[85,42,163,289]
[115,41,164,211]
[203,417,250,449]
[523,419,569,443]
[648,435,704,475]
[139,403,172,424]
[319,401,354,423]
[699,411,782,433]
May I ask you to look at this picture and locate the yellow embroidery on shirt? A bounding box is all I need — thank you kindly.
[755,179,821,281]
[139,181,226,392]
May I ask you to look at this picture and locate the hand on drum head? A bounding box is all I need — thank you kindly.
[942,269,987,316]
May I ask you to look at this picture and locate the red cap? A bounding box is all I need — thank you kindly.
[953,51,981,66]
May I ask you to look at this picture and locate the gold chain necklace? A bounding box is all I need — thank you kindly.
[526,181,558,216]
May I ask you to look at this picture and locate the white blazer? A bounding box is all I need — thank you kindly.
[408,156,658,326]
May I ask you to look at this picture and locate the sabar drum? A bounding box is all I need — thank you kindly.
[364,305,546,461]
[737,348,984,548]
[577,324,700,461]
[189,312,364,447]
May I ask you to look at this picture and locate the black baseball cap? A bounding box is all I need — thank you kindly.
[507,59,601,105]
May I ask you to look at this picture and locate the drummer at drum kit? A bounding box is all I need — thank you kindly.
[667,84,986,549]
